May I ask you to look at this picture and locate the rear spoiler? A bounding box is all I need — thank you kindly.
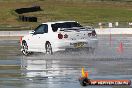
[58,26,94,32]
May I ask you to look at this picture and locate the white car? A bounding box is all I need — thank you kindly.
[21,21,98,55]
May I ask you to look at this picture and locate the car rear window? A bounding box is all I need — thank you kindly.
[51,22,82,32]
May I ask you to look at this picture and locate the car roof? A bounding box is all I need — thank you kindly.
[42,21,76,24]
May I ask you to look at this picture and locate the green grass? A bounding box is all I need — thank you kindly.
[0,0,132,30]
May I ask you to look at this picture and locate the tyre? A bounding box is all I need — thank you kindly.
[79,78,91,86]
[45,42,53,55]
[22,41,29,56]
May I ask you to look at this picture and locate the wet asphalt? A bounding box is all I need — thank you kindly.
[0,35,132,88]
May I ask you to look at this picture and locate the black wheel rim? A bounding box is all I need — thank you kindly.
[46,43,52,54]
[22,43,29,55]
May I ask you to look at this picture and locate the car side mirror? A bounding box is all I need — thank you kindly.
[29,31,35,34]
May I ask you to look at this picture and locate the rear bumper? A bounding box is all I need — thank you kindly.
[52,39,98,52]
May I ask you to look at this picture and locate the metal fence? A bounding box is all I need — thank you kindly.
[82,22,132,28]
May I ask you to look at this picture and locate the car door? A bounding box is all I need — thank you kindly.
[38,24,48,52]
[29,24,45,51]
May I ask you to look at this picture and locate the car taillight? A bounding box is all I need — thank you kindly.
[92,30,96,36]
[88,30,97,37]
[64,34,68,38]
[88,33,92,37]
[58,33,63,39]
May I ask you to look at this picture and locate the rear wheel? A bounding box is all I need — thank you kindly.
[22,42,29,56]
[45,42,53,55]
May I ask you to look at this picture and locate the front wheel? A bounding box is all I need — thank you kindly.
[22,42,29,56]
[45,42,53,55]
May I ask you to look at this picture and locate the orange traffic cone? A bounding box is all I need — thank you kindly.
[20,36,23,44]
[81,67,89,78]
[117,42,124,53]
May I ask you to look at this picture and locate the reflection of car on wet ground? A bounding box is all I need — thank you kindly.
[21,21,98,55]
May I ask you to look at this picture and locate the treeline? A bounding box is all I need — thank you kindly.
[64,0,132,2]
[99,0,132,1]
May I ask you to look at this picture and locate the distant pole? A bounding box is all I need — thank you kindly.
[99,22,102,30]
[110,31,111,46]
[115,22,119,27]
[109,23,112,46]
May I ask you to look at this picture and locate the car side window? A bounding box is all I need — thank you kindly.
[51,24,58,32]
[43,24,48,33]
[34,24,48,34]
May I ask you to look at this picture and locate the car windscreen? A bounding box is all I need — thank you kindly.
[51,22,82,32]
